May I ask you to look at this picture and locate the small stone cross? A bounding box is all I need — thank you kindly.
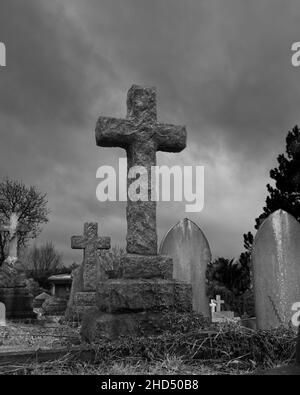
[96,85,187,255]
[215,295,225,312]
[0,213,29,265]
[209,300,217,315]
[71,222,111,291]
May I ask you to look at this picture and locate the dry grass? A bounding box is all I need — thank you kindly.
[0,319,80,351]
[0,320,297,375]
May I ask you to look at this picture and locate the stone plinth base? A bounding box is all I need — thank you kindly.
[65,291,97,321]
[0,287,37,319]
[81,310,188,342]
[96,279,192,313]
[121,254,173,279]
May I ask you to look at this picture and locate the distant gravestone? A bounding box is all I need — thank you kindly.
[159,218,211,316]
[252,209,300,330]
[209,296,237,323]
[33,292,51,308]
[0,302,5,326]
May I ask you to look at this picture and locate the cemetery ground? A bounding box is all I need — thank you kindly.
[0,311,298,375]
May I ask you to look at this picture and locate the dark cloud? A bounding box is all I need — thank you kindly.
[1,0,300,263]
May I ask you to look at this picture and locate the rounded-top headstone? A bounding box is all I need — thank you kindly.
[252,209,300,330]
[159,218,211,316]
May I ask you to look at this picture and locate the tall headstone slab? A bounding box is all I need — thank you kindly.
[159,218,211,316]
[0,302,5,326]
[81,85,193,341]
[252,210,300,330]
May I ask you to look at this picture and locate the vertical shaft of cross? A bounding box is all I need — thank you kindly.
[126,139,157,255]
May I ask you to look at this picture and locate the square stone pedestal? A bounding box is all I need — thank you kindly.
[66,291,98,321]
[81,254,193,341]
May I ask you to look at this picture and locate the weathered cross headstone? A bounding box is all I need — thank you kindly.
[96,84,186,255]
[210,296,236,323]
[0,302,5,326]
[159,218,211,316]
[66,223,111,321]
[71,223,111,291]
[252,209,300,330]
[0,213,28,265]
[81,85,193,340]
[215,295,224,312]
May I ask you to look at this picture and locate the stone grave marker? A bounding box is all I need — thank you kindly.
[66,223,110,320]
[0,212,29,265]
[210,295,237,323]
[71,222,111,291]
[159,218,211,316]
[33,292,51,308]
[0,302,5,326]
[81,85,193,341]
[252,209,300,330]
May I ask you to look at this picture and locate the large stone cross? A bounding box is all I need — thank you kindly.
[96,85,186,255]
[71,222,111,290]
[0,213,29,265]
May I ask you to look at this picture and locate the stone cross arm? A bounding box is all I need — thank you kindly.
[96,117,186,152]
[95,85,186,153]
[71,222,110,251]
[71,235,110,250]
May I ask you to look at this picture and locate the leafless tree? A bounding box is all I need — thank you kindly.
[23,242,63,285]
[0,178,49,265]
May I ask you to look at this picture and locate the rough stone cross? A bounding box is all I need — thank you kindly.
[71,222,111,291]
[96,85,186,255]
[0,213,29,265]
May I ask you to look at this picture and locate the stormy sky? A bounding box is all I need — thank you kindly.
[1,0,300,264]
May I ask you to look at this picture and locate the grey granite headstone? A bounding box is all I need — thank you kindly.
[252,209,300,330]
[0,302,5,326]
[159,218,211,316]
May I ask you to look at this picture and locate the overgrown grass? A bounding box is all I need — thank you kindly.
[87,325,296,371]
[0,315,297,375]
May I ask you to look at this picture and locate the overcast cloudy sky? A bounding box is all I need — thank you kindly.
[1,0,300,264]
